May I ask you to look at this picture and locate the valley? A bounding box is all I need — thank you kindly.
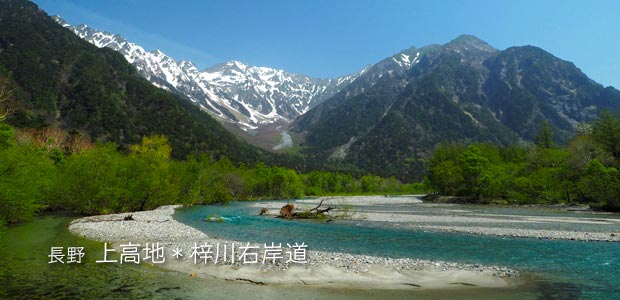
[1,1,620,299]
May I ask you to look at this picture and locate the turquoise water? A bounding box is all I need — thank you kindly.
[389,204,620,233]
[0,215,197,299]
[175,202,620,300]
[2,205,618,299]
[0,215,532,300]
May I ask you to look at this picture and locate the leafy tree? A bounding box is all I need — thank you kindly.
[131,135,172,162]
[535,120,554,149]
[481,162,520,200]
[577,159,620,210]
[592,110,620,161]
[426,143,467,195]
[460,145,490,201]
[129,135,177,211]
[0,131,54,223]
[0,2,269,165]
[57,144,127,214]
[360,175,382,193]
[427,160,463,195]
[575,122,592,136]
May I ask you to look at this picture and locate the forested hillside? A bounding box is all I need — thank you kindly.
[292,36,620,180]
[425,113,620,211]
[0,0,266,163]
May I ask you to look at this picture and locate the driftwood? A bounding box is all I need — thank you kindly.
[307,199,335,215]
[277,200,335,220]
[259,208,269,215]
[279,203,295,219]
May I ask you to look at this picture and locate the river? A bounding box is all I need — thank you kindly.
[0,215,523,299]
[174,202,620,300]
[1,202,619,299]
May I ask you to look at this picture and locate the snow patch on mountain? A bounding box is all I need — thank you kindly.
[54,16,361,130]
[392,52,420,69]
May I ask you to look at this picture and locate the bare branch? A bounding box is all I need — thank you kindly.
[308,198,326,212]
[0,80,16,121]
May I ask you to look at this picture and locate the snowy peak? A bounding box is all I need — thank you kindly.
[52,15,69,27]
[179,60,198,73]
[391,47,421,70]
[199,59,358,121]
[56,17,360,131]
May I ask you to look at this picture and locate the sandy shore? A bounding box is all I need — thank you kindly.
[69,205,518,290]
[252,196,620,242]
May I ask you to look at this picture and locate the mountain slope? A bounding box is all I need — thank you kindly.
[0,0,267,163]
[54,17,362,132]
[292,35,620,180]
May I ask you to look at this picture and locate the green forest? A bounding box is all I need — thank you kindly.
[0,1,420,233]
[0,121,421,231]
[4,110,620,233]
[1,0,620,235]
[425,113,620,211]
[0,1,268,164]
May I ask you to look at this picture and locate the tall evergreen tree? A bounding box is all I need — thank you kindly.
[535,120,554,149]
[592,110,620,161]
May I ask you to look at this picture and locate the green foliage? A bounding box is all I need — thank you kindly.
[426,143,465,195]
[0,1,268,165]
[47,148,64,165]
[0,119,415,224]
[592,110,620,162]
[0,123,15,149]
[303,171,357,195]
[425,113,620,210]
[0,137,54,223]
[129,135,176,210]
[300,170,418,196]
[360,175,381,193]
[577,160,620,210]
[293,35,620,181]
[250,163,304,199]
[460,145,490,201]
[535,120,554,149]
[131,135,172,162]
[55,144,131,214]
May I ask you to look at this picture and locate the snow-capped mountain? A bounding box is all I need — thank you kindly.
[53,16,363,130]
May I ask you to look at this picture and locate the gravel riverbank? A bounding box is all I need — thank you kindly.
[410,225,620,242]
[253,196,620,242]
[69,205,519,289]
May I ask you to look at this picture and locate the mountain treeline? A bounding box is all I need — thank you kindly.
[0,120,420,229]
[0,0,268,164]
[425,113,620,211]
[292,36,620,181]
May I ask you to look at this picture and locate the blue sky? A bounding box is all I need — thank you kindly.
[34,0,620,88]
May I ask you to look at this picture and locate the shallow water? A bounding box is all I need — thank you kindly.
[393,204,620,233]
[0,215,539,299]
[174,202,620,300]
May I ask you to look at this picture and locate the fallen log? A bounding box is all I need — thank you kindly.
[276,200,335,220]
[280,203,294,219]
